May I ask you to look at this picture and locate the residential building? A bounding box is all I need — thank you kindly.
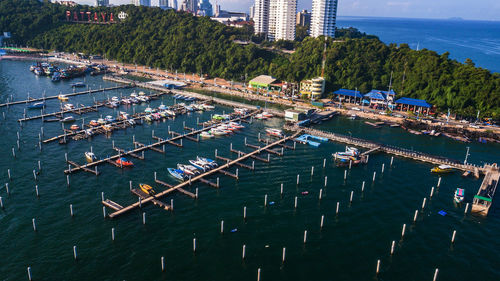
[132,0,151,6]
[249,4,255,20]
[55,0,77,6]
[169,0,178,10]
[296,9,311,26]
[179,0,196,12]
[253,0,270,35]
[198,0,213,16]
[159,0,168,8]
[300,77,325,100]
[95,0,109,6]
[310,0,338,38]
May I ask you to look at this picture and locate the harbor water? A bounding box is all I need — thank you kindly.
[0,60,499,281]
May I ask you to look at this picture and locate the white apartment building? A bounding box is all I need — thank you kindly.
[253,0,296,41]
[310,0,338,38]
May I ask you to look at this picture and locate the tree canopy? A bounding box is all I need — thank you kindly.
[1,0,499,117]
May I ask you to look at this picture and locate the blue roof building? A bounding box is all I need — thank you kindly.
[394,97,432,113]
[364,90,387,101]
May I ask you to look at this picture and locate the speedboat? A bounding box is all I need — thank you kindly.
[266,128,284,138]
[197,156,218,168]
[228,122,244,129]
[168,168,186,181]
[345,146,359,156]
[255,113,268,120]
[144,115,152,122]
[61,116,75,123]
[177,164,200,176]
[97,118,106,125]
[140,183,156,196]
[144,107,153,113]
[63,104,75,110]
[102,124,113,132]
[431,165,454,173]
[262,111,274,118]
[116,157,133,167]
[89,120,99,126]
[28,102,46,109]
[454,188,465,203]
[71,82,86,88]
[85,151,97,163]
[165,110,176,117]
[158,104,167,110]
[105,115,115,123]
[209,129,227,136]
[202,104,215,110]
[70,124,80,130]
[58,95,69,102]
[188,160,210,171]
[85,129,93,136]
[111,96,119,102]
[200,131,214,138]
[119,112,129,120]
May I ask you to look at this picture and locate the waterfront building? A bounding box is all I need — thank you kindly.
[285,109,307,122]
[333,89,364,104]
[296,9,311,26]
[310,0,338,38]
[55,0,77,6]
[95,0,109,6]
[249,75,277,91]
[197,0,213,16]
[300,77,325,100]
[394,97,432,114]
[132,0,151,6]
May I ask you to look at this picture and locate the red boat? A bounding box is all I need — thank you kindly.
[116,157,133,167]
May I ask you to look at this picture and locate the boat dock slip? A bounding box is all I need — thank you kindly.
[105,132,299,218]
[134,141,165,153]
[245,143,283,156]
[216,155,253,170]
[154,179,196,198]
[113,147,145,159]
[130,189,171,211]
[231,149,269,163]
[285,125,487,174]
[64,111,259,175]
[102,199,124,211]
[0,85,131,108]
[67,160,100,175]
[472,164,499,216]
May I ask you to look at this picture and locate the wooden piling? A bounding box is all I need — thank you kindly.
[433,268,439,281]
[319,189,323,200]
[422,198,427,209]
[294,196,298,209]
[221,220,224,234]
[391,240,395,255]
[376,259,380,274]
[401,224,406,238]
[282,247,286,263]
[373,171,376,182]
[320,215,324,229]
[243,206,247,220]
[112,227,115,241]
[27,267,32,281]
[413,210,418,222]
[193,238,196,252]
[451,230,456,243]
[336,202,340,214]
[303,230,307,243]
[32,218,37,232]
[242,244,246,259]
[73,246,77,260]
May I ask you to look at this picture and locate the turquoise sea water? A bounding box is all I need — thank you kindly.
[0,60,499,281]
[337,16,500,73]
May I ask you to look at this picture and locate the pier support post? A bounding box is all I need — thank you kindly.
[243,206,247,220]
[35,185,39,197]
[217,177,220,188]
[282,247,286,263]
[323,158,326,168]
[215,149,217,157]
[252,161,255,170]
[32,218,37,232]
[242,245,246,259]
[319,189,323,200]
[193,238,196,253]
[401,224,406,238]
[236,169,239,179]
[154,172,157,181]
[381,163,385,173]
[296,174,300,185]
[8,169,11,180]
[303,230,307,243]
[433,269,439,281]
[142,212,146,225]
[344,170,347,180]
[311,166,314,176]
[376,259,380,274]
[320,215,324,229]
[5,183,9,195]
[38,160,41,172]
[324,176,327,187]
[65,153,68,162]
[280,183,283,196]
[413,210,418,222]
[33,170,37,181]
[390,156,394,166]
[0,197,3,209]
[437,177,442,187]
[67,175,70,187]
[170,199,174,211]
[112,228,115,241]
[139,197,142,208]
[220,220,224,234]
[391,240,395,255]
[336,202,340,214]
[264,194,267,206]
[451,230,456,243]
[27,267,32,281]
[350,191,354,203]
[103,207,106,218]
[430,187,435,198]
[257,268,261,281]
[372,171,376,182]
[129,181,132,191]
[349,160,352,169]
[73,246,77,260]
[294,196,298,209]
[12,147,15,158]
[362,181,365,192]
[70,204,74,217]
[195,188,199,199]
[464,203,469,214]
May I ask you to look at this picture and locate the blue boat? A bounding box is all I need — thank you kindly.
[188,160,210,171]
[27,102,46,109]
[52,72,61,82]
[167,168,186,181]
[197,156,218,168]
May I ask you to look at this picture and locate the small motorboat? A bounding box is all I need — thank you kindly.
[454,188,465,203]
[168,168,186,181]
[61,116,75,123]
[197,156,218,168]
[102,124,113,132]
[140,183,156,196]
[111,96,119,102]
[63,103,75,111]
[431,165,454,174]
[116,157,133,167]
[85,151,97,163]
[105,115,115,123]
[188,160,210,171]
[177,164,200,176]
[228,122,245,129]
[70,124,80,130]
[28,102,46,109]
[158,104,167,110]
[348,114,357,120]
[200,131,214,138]
[266,128,284,138]
[71,82,86,88]
[209,129,228,136]
[97,118,106,125]
[255,114,268,120]
[301,191,309,195]
[144,107,153,113]
[58,95,69,102]
[144,115,152,122]
[202,104,215,110]
[262,111,274,118]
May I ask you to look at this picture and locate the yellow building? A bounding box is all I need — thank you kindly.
[300,77,325,100]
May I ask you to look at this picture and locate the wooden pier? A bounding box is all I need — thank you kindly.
[104,132,299,218]
[472,164,499,216]
[64,111,260,175]
[285,124,487,174]
[0,85,131,108]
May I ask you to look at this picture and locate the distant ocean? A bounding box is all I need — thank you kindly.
[336,16,500,73]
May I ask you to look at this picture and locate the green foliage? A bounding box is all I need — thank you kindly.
[1,0,499,118]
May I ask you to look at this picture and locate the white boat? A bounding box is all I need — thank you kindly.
[255,113,268,120]
[262,111,274,118]
[210,129,228,136]
[85,151,97,163]
[144,107,153,113]
[266,128,283,138]
[111,96,119,102]
[346,146,359,156]
[177,164,200,176]
[200,131,214,138]
[63,104,75,110]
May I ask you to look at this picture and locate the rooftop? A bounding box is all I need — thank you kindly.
[249,75,277,85]
[394,97,432,108]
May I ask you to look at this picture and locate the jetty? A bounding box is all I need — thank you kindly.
[472,164,499,216]
[0,85,132,108]
[285,124,486,174]
[103,132,299,218]
[63,111,260,175]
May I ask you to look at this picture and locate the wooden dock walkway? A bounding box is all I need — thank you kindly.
[64,111,260,175]
[105,132,299,218]
[285,125,486,174]
[0,85,131,108]
[472,164,499,216]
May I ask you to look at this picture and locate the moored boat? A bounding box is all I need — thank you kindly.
[454,188,465,203]
[71,82,86,88]
[431,165,454,173]
[116,157,133,167]
[177,164,200,176]
[188,159,210,171]
[266,128,284,138]
[197,156,218,168]
[58,95,69,102]
[70,124,80,130]
[140,183,156,196]
[200,131,214,138]
[61,116,75,123]
[85,151,97,163]
[27,102,46,109]
[168,168,186,181]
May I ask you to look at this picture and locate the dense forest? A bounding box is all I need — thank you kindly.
[1,0,499,117]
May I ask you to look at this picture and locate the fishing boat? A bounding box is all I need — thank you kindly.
[85,151,97,163]
[61,116,75,123]
[197,156,218,168]
[71,82,86,88]
[177,164,200,176]
[140,183,156,196]
[70,124,80,130]
[431,165,454,173]
[167,168,186,181]
[266,128,284,138]
[27,102,46,109]
[454,188,465,203]
[116,157,133,167]
[58,95,69,102]
[262,111,274,118]
[200,131,214,138]
[188,160,210,171]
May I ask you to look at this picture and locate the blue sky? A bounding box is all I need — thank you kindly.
[75,0,500,21]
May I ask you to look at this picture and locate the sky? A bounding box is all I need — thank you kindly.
[75,0,500,21]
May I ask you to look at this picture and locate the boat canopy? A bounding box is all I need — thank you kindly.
[474,195,492,202]
[456,188,464,196]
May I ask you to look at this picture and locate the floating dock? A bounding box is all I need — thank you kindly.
[472,164,499,216]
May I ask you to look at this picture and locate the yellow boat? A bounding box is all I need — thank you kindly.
[431,165,454,173]
[140,183,156,196]
[58,94,69,101]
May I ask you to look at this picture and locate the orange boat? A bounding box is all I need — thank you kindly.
[116,157,133,167]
